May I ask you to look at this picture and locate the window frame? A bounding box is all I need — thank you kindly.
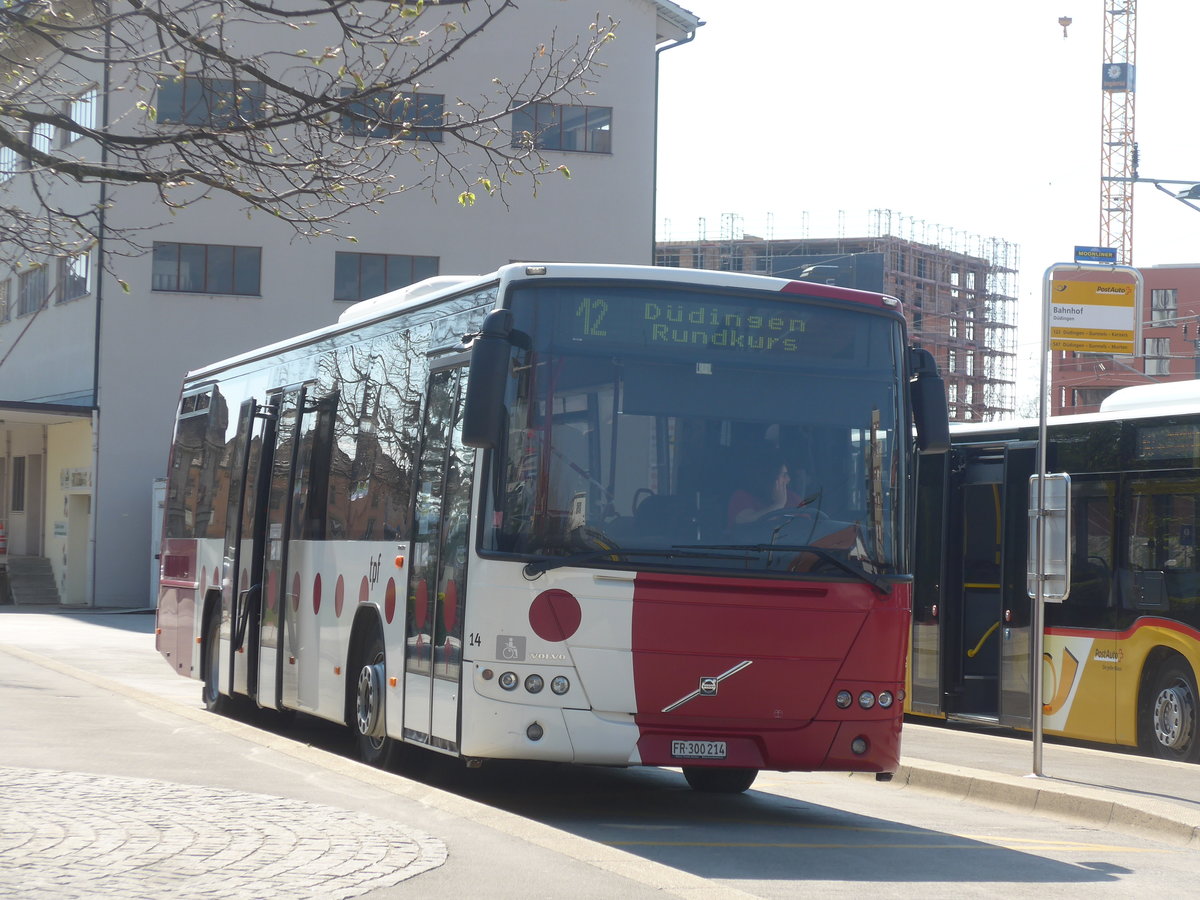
[340,90,444,141]
[17,266,48,316]
[511,102,613,154]
[156,75,267,126]
[152,241,262,296]
[58,252,91,303]
[333,251,438,302]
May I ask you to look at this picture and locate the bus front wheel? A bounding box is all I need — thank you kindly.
[682,766,758,793]
[354,632,396,769]
[1141,657,1200,763]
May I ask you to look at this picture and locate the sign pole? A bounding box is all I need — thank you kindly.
[1034,260,1143,778]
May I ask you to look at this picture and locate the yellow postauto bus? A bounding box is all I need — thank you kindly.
[909,382,1200,762]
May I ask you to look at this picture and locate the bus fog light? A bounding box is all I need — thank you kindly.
[551,676,570,695]
[859,691,876,709]
[525,674,544,694]
[498,671,518,691]
[835,690,853,709]
[527,722,544,741]
[851,737,869,755]
[878,691,894,708]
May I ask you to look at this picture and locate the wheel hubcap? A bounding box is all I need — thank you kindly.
[356,659,386,739]
[1153,680,1196,751]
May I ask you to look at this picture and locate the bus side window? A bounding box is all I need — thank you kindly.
[1067,481,1115,610]
[1122,478,1198,612]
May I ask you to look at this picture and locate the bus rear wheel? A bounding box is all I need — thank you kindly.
[682,766,758,793]
[202,613,228,714]
[354,632,396,769]
[1141,658,1200,763]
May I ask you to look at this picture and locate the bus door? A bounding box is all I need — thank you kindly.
[909,450,948,715]
[229,386,308,711]
[997,442,1036,729]
[404,366,471,752]
[224,398,269,700]
[948,441,1035,726]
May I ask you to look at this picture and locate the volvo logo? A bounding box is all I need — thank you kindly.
[662,661,753,713]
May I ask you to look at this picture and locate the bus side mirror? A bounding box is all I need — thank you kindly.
[909,347,950,454]
[462,309,515,449]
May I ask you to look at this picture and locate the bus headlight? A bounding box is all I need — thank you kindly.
[858,691,876,709]
[835,690,853,709]
[525,674,544,694]
[498,671,519,691]
[551,676,570,695]
[878,691,894,708]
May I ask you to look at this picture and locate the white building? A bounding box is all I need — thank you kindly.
[0,0,701,608]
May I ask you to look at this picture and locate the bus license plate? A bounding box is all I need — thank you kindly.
[671,740,727,760]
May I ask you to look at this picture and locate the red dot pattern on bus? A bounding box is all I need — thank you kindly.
[358,576,369,605]
[334,575,345,617]
[292,572,301,611]
[313,573,322,615]
[528,589,582,642]
[384,579,397,624]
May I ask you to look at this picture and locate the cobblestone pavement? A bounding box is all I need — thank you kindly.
[0,767,447,899]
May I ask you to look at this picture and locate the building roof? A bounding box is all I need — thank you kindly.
[653,0,703,41]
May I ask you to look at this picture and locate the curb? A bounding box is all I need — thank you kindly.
[878,757,1200,848]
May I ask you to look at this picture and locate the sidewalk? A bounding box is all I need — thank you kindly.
[891,718,1200,847]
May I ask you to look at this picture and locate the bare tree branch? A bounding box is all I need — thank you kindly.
[0,0,620,268]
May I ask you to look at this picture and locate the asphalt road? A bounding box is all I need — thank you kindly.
[2,608,1198,899]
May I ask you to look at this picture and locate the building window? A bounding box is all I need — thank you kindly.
[18,267,48,316]
[511,103,612,153]
[152,242,262,295]
[947,349,957,373]
[1144,337,1171,376]
[58,88,98,147]
[156,76,267,126]
[1074,388,1116,407]
[964,309,975,341]
[656,252,681,267]
[341,91,443,140]
[1151,289,1178,324]
[58,253,91,302]
[334,252,438,302]
[0,142,16,181]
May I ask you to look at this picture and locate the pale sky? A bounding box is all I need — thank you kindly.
[654,1,1200,401]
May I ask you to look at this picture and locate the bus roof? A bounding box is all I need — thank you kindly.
[183,262,902,382]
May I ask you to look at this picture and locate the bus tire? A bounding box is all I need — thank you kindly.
[1140,657,1200,763]
[353,631,396,769]
[202,611,228,714]
[682,766,758,793]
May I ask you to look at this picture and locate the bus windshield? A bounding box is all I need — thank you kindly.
[480,281,908,576]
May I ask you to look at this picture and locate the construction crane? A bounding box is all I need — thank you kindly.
[1099,2,1137,264]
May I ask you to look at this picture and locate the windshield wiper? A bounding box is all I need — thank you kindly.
[686,543,892,596]
[523,547,756,577]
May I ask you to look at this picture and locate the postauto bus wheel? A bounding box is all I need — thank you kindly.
[354,632,396,768]
[1142,658,1200,763]
[682,767,758,793]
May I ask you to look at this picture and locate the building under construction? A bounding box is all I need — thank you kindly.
[655,212,1019,421]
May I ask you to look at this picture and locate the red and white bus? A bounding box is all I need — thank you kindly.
[156,262,948,792]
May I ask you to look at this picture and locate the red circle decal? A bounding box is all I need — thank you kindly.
[335,575,345,618]
[292,572,301,611]
[359,576,370,604]
[385,578,397,624]
[313,573,323,615]
[529,589,582,642]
